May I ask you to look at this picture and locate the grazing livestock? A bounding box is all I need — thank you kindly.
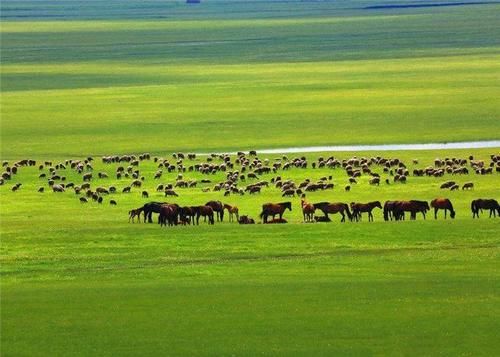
[79,197,88,203]
[159,204,179,226]
[205,201,225,222]
[122,186,131,193]
[38,187,44,193]
[164,189,179,197]
[223,204,239,223]
[238,215,255,224]
[449,184,459,191]
[431,198,456,219]
[142,202,168,223]
[471,199,500,218]
[142,190,149,198]
[259,202,292,223]
[350,201,382,222]
[462,182,474,190]
[128,208,143,223]
[192,205,215,225]
[110,200,117,206]
[52,184,65,192]
[392,200,430,220]
[313,202,352,222]
[301,198,315,222]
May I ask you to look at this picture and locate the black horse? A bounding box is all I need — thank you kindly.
[471,199,500,218]
[142,201,169,223]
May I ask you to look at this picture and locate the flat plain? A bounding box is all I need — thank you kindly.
[1,0,499,355]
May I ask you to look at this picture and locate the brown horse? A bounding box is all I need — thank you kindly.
[430,198,456,219]
[393,200,429,220]
[471,199,500,218]
[159,204,179,226]
[223,203,239,222]
[205,200,224,222]
[259,202,292,223]
[238,215,255,224]
[193,205,215,225]
[313,202,352,222]
[301,199,315,222]
[179,206,195,225]
[128,208,143,223]
[351,201,382,222]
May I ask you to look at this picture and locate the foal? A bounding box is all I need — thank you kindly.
[223,203,240,223]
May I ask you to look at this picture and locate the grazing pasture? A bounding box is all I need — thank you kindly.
[1,0,500,355]
[1,148,500,355]
[1,1,500,157]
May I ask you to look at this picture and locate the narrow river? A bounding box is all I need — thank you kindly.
[198,140,500,155]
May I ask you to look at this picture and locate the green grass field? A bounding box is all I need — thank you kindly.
[1,148,499,355]
[1,0,500,355]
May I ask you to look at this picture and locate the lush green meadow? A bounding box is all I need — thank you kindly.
[1,0,500,355]
[1,148,500,355]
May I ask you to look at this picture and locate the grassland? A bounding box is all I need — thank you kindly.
[1,1,500,157]
[1,148,500,355]
[1,0,500,355]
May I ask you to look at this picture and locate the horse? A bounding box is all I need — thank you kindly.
[350,201,382,222]
[192,205,215,225]
[142,201,169,223]
[393,200,429,220]
[383,201,399,221]
[179,206,195,225]
[205,200,224,222]
[159,204,179,227]
[471,199,500,218]
[430,198,455,219]
[238,215,255,224]
[128,208,143,223]
[301,198,315,222]
[223,203,239,223]
[313,202,352,222]
[259,202,292,223]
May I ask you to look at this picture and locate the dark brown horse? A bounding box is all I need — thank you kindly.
[205,200,224,222]
[259,202,292,223]
[393,200,429,220]
[471,199,500,218]
[350,201,382,222]
[159,204,179,226]
[430,198,456,219]
[383,201,398,221]
[179,206,195,225]
[313,202,352,222]
[192,205,215,225]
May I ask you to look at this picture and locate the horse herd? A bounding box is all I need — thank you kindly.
[129,197,500,227]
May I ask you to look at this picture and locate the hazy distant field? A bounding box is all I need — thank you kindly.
[1,0,500,157]
[1,1,499,356]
